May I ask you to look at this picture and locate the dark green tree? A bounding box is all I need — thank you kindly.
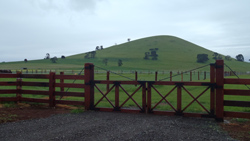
[102,58,108,66]
[236,54,244,62]
[90,51,96,58]
[45,53,50,59]
[144,52,150,60]
[212,52,218,59]
[197,54,209,63]
[225,55,232,61]
[149,48,159,60]
[217,54,223,60]
[84,53,90,59]
[50,56,58,63]
[118,59,123,66]
[96,46,99,50]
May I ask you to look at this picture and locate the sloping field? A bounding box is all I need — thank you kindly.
[1,35,250,72]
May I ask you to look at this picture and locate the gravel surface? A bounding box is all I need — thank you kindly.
[0,111,235,141]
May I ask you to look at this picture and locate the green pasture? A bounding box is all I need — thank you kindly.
[1,35,250,72]
[1,73,250,114]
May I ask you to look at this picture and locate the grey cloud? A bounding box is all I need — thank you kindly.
[69,0,101,12]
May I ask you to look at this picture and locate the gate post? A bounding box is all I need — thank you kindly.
[176,83,182,115]
[84,63,94,110]
[147,82,152,113]
[49,72,56,107]
[215,60,224,122]
[142,82,146,113]
[210,63,215,115]
[106,71,110,92]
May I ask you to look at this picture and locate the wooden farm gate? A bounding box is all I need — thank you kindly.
[1,61,250,121]
[85,62,217,119]
[85,60,250,121]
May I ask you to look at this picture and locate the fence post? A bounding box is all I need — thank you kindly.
[190,71,192,81]
[215,60,224,122]
[84,63,94,110]
[106,71,110,91]
[210,63,215,116]
[115,83,120,111]
[16,71,22,103]
[142,82,146,113]
[170,71,172,81]
[181,72,183,81]
[155,71,158,81]
[49,72,56,107]
[177,83,182,115]
[147,82,152,113]
[60,72,64,92]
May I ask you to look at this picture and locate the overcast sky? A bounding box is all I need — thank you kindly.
[1,0,250,62]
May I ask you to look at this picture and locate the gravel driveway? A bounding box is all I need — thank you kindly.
[0,111,235,141]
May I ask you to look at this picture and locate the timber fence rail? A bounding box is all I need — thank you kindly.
[10,69,247,82]
[1,61,250,121]
[0,69,88,107]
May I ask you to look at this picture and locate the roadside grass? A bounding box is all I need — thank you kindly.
[1,73,250,113]
[232,118,249,123]
[70,109,84,114]
[0,114,18,123]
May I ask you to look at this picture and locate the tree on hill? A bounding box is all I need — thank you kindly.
[50,56,58,63]
[212,52,218,59]
[118,59,123,67]
[90,51,96,58]
[144,52,150,60]
[24,59,28,63]
[61,55,66,59]
[225,55,232,61]
[236,54,244,62]
[44,53,50,59]
[96,46,99,50]
[102,58,108,66]
[213,52,222,60]
[100,46,103,50]
[197,54,209,63]
[217,55,223,60]
[149,48,159,60]
[84,53,90,59]
[84,51,96,59]
[128,38,130,42]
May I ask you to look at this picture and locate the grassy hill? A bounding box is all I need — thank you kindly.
[1,35,250,72]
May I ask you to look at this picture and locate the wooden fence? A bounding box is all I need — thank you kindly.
[10,69,247,81]
[0,63,93,110]
[1,61,250,121]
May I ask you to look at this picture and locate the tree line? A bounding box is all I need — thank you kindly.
[197,52,245,63]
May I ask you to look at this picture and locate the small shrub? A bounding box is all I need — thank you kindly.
[3,102,16,108]
[232,118,249,123]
